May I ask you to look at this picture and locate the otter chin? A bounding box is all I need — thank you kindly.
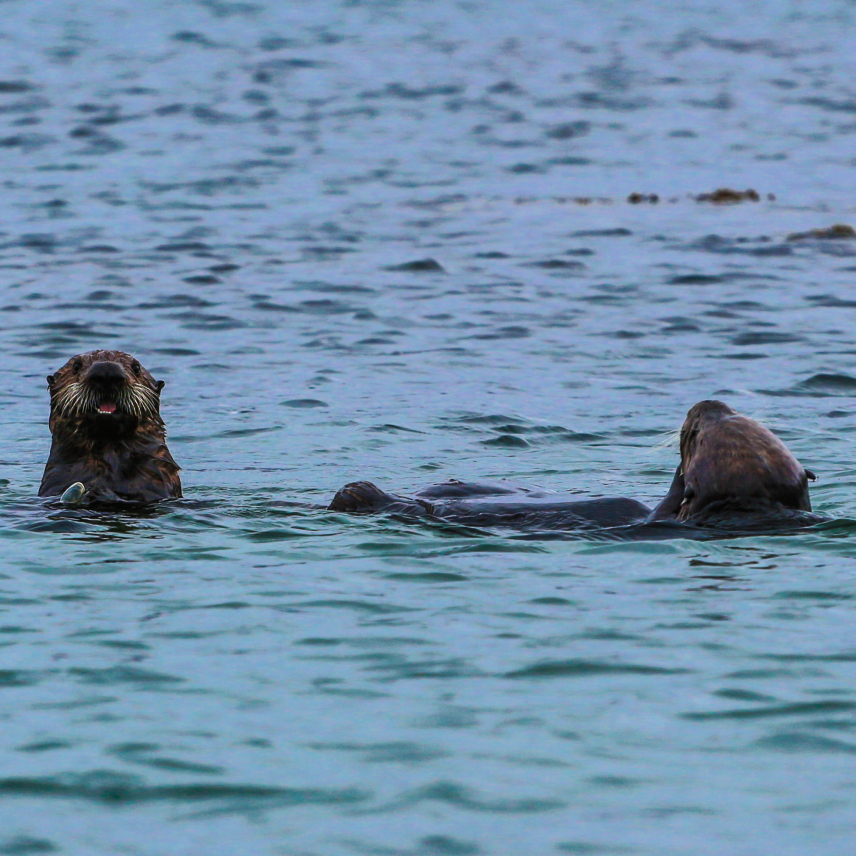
[39,350,182,504]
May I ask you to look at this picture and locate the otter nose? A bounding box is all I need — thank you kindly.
[86,361,126,382]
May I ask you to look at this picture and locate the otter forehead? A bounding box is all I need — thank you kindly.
[56,350,141,371]
[684,400,738,423]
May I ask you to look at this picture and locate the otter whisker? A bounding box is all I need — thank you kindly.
[652,428,681,452]
[55,383,86,417]
[53,379,163,420]
[117,384,160,420]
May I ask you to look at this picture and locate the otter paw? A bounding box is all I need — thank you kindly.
[328,481,389,513]
[60,482,87,505]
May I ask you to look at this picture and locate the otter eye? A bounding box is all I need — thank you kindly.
[132,362,142,376]
[72,360,82,373]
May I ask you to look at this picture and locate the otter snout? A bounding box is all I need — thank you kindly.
[85,361,128,383]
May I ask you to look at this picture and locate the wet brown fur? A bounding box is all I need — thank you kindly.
[39,350,181,503]
[657,400,813,521]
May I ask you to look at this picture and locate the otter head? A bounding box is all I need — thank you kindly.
[678,400,738,471]
[46,350,165,441]
[675,399,813,520]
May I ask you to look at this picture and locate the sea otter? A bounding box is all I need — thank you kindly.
[329,401,823,535]
[39,350,181,504]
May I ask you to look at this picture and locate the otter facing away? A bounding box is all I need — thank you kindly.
[39,350,181,504]
[648,399,817,526]
[329,401,823,536]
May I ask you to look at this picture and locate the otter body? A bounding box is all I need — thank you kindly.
[329,480,651,531]
[330,401,824,537]
[39,350,181,504]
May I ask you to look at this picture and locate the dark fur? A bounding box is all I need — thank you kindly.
[329,480,651,531]
[649,400,815,523]
[39,350,181,504]
[330,400,821,535]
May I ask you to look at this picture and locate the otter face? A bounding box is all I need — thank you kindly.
[47,350,164,434]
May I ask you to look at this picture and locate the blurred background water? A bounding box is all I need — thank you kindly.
[2,1,856,853]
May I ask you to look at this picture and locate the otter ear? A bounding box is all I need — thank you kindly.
[805,469,817,481]
[156,380,165,392]
[46,374,55,388]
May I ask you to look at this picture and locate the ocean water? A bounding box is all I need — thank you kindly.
[2,1,856,853]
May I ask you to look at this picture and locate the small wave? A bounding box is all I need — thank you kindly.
[364,780,564,814]
[482,435,530,448]
[681,700,856,720]
[754,732,856,754]
[505,659,689,678]
[796,373,856,393]
[282,398,328,408]
[568,228,632,238]
[384,258,445,273]
[730,331,803,346]
[0,771,368,807]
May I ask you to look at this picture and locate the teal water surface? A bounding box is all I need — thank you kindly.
[2,1,856,854]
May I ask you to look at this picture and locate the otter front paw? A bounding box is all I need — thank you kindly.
[60,482,87,505]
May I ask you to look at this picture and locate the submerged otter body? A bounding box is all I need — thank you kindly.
[329,480,651,531]
[330,401,825,537]
[39,350,181,504]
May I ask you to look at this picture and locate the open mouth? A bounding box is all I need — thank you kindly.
[97,401,118,414]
